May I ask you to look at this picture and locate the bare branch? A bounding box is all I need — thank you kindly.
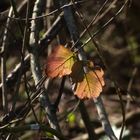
[1,124,67,140]
[56,0,97,139]
[29,0,62,139]
[0,7,13,114]
[0,14,63,92]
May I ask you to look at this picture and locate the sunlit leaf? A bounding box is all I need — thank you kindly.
[74,69,105,99]
[45,45,76,78]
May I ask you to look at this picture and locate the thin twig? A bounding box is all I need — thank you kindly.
[0,14,63,92]
[10,0,23,34]
[126,67,137,110]
[1,124,67,140]
[10,0,30,111]
[75,1,129,139]
[71,0,111,50]
[56,0,97,139]
[54,77,66,109]
[0,7,13,114]
[72,1,118,139]
[25,81,39,123]
[81,0,129,49]
[29,0,62,139]
[7,0,86,21]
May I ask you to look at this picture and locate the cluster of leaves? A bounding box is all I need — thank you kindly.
[45,45,105,99]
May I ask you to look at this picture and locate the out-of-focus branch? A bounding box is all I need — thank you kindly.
[9,0,27,111]
[72,0,117,49]
[29,0,62,139]
[29,0,45,84]
[74,1,130,139]
[71,1,118,139]
[1,124,67,140]
[0,7,13,114]
[5,1,85,21]
[94,97,118,140]
[55,0,97,139]
[81,0,129,49]
[72,108,140,140]
[58,0,118,139]
[0,14,63,92]
[10,0,24,35]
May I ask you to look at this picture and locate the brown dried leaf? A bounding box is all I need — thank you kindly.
[45,45,76,78]
[74,69,105,99]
